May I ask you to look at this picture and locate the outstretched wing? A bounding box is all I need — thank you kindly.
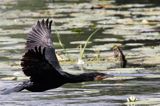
[21,47,62,82]
[26,19,53,49]
[21,19,62,79]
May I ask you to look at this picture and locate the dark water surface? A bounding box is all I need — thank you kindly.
[0,0,160,106]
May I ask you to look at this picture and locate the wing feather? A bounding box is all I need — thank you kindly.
[21,47,61,82]
[26,19,53,50]
[21,19,62,80]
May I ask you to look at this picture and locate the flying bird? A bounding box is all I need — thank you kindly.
[2,19,112,94]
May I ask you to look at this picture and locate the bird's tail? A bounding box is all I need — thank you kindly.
[1,80,32,95]
[1,83,25,95]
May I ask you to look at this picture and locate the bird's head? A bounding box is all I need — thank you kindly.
[91,73,113,81]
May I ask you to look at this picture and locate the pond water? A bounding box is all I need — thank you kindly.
[0,0,160,106]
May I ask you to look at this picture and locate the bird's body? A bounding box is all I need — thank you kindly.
[1,19,112,94]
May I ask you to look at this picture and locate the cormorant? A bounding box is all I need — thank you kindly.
[2,19,112,94]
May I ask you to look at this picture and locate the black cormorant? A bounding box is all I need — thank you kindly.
[2,19,112,94]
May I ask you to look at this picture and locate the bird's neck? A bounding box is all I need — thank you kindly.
[66,72,106,83]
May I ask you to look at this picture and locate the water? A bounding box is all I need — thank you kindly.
[0,0,160,105]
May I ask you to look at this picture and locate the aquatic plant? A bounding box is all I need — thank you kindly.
[75,28,100,69]
[71,28,83,35]
[80,28,100,59]
[127,96,138,102]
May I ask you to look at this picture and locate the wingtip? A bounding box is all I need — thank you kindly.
[37,20,40,27]
[36,18,52,29]
[42,19,45,25]
[49,20,52,30]
[46,18,49,22]
[46,18,49,27]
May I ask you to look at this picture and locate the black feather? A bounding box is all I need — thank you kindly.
[21,19,63,83]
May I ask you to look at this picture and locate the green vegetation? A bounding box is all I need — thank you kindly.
[80,28,100,59]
